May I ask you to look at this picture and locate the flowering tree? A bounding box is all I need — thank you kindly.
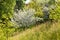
[12,9,36,27]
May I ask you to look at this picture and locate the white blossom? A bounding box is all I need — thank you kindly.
[11,9,43,27]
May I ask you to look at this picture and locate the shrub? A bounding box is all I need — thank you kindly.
[0,27,6,40]
[12,9,36,27]
[0,0,16,40]
[11,9,44,28]
[49,3,60,21]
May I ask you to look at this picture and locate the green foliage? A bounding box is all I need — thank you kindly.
[34,7,43,18]
[49,3,60,20]
[0,20,16,40]
[0,0,16,28]
[0,27,7,40]
[16,0,24,10]
[0,0,16,19]
[25,0,43,17]
[0,0,16,40]
[48,0,55,5]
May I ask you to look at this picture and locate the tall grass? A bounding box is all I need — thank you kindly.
[9,21,60,40]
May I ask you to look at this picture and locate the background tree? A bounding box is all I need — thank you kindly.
[0,0,16,40]
[0,0,16,20]
[15,0,24,10]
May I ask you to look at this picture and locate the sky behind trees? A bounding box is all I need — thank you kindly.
[25,0,31,4]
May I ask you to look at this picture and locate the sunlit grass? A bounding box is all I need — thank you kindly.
[8,21,60,40]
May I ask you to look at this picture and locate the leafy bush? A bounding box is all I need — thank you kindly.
[12,9,43,28]
[24,0,43,18]
[34,6,43,18]
[0,27,7,40]
[0,0,16,19]
[12,9,36,27]
[0,0,16,40]
[49,3,60,21]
